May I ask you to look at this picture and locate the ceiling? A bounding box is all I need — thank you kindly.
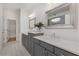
[0,3,47,14]
[1,3,47,9]
[0,3,62,16]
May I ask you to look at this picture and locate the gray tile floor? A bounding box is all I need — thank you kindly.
[0,42,30,56]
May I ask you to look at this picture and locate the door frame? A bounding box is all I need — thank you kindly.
[7,19,16,42]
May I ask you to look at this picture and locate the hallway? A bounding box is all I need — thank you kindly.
[0,42,30,56]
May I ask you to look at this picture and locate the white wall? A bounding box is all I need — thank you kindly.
[0,5,3,49]
[16,9,20,43]
[20,8,29,35]
[47,3,63,10]
[20,8,29,44]
[76,4,79,29]
[5,9,18,20]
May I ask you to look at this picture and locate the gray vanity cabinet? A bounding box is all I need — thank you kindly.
[22,33,77,56]
[27,34,33,55]
[45,50,56,56]
[33,43,45,56]
[33,38,77,56]
[39,40,56,56]
[33,38,45,56]
[33,38,56,56]
[40,41,54,52]
[54,47,77,56]
[22,34,29,50]
[22,32,43,56]
[28,33,43,55]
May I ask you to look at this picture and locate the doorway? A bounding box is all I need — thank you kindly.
[7,19,16,43]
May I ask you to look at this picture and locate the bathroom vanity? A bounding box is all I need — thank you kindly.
[22,32,79,56]
[33,36,78,56]
[22,32,43,56]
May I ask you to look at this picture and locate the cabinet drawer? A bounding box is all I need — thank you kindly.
[55,47,77,56]
[47,51,56,56]
[34,43,45,56]
[40,41,54,52]
[33,38,40,44]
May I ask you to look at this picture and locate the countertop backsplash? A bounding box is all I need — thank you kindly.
[43,29,79,42]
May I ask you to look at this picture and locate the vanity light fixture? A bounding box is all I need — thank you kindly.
[28,12,36,19]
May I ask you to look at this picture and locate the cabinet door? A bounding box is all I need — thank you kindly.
[47,51,56,56]
[28,33,43,55]
[22,34,29,51]
[33,43,45,56]
[54,47,77,56]
[22,34,27,48]
[40,41,54,52]
[29,37,33,55]
[28,33,34,54]
[26,35,29,51]
[44,49,56,56]
[27,35,31,52]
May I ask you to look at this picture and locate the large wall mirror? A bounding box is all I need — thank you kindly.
[29,17,36,29]
[46,3,77,29]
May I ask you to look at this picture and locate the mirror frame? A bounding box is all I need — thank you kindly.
[29,17,36,29]
[45,3,77,29]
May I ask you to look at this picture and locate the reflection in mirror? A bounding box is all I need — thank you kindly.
[51,18,61,23]
[47,12,72,29]
[48,13,71,26]
[48,15,65,26]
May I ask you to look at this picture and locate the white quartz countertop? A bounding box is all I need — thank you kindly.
[34,35,79,55]
[28,30,43,34]
[28,31,43,34]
